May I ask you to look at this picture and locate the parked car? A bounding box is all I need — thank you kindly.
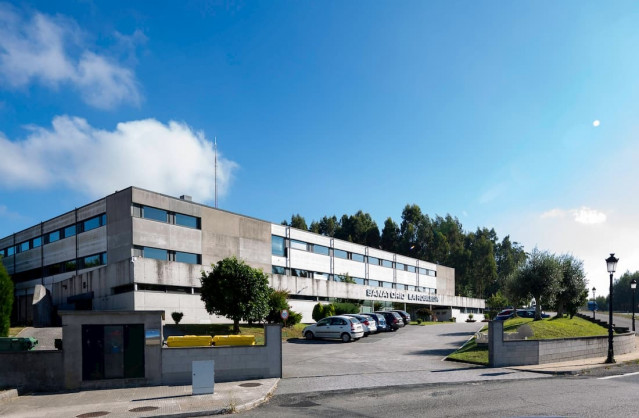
[344,314,377,335]
[303,316,364,342]
[363,313,388,332]
[391,310,411,325]
[495,308,549,320]
[494,309,515,321]
[375,311,405,331]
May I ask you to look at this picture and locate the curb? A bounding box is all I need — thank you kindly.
[0,389,18,403]
[151,379,279,417]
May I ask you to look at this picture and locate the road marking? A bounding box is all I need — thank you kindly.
[598,371,639,380]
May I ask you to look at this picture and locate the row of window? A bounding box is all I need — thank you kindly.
[10,252,107,283]
[272,235,437,276]
[112,283,201,295]
[0,214,107,258]
[132,204,201,229]
[133,246,201,265]
[271,266,436,293]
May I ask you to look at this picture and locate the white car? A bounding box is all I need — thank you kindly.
[344,314,378,335]
[303,316,364,343]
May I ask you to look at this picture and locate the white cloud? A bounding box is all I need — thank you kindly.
[0,116,238,202]
[540,206,606,224]
[0,3,141,109]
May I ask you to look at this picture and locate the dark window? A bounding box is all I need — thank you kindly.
[46,263,63,275]
[175,251,199,264]
[272,266,286,275]
[176,213,200,229]
[142,206,168,222]
[33,237,42,248]
[334,249,348,259]
[292,269,310,278]
[63,225,76,238]
[271,236,286,256]
[312,245,329,256]
[19,241,30,252]
[0,248,5,257]
[83,216,102,232]
[7,246,15,256]
[84,254,102,268]
[112,284,135,295]
[143,247,167,261]
[65,260,77,272]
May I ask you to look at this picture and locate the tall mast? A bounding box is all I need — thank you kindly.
[214,137,218,208]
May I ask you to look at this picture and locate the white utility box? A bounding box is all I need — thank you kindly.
[192,360,215,395]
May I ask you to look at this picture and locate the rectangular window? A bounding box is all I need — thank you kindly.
[407,285,415,291]
[291,269,310,278]
[407,265,416,273]
[63,225,76,238]
[290,240,307,251]
[0,248,5,257]
[84,254,102,268]
[176,213,200,229]
[396,263,405,271]
[272,266,286,275]
[46,263,62,275]
[83,216,101,232]
[368,257,379,265]
[143,247,168,261]
[7,246,15,256]
[429,270,437,277]
[19,241,30,252]
[351,253,365,262]
[382,281,393,289]
[175,251,199,264]
[32,237,42,248]
[65,260,77,272]
[418,267,427,275]
[48,230,60,243]
[142,206,168,222]
[381,259,392,268]
[353,277,365,285]
[368,280,378,287]
[334,249,348,259]
[271,235,286,256]
[312,244,329,256]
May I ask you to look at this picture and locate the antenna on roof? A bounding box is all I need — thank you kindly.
[214,137,218,208]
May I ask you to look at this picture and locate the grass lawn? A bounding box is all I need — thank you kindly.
[447,316,608,366]
[164,323,305,345]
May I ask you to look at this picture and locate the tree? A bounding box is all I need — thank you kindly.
[312,302,334,321]
[554,254,588,318]
[381,217,400,253]
[612,271,639,312]
[282,214,308,230]
[507,249,562,320]
[0,261,13,337]
[200,256,270,333]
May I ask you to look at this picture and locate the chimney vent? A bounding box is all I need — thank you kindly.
[180,195,192,201]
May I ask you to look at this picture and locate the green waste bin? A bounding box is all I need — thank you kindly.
[0,337,38,352]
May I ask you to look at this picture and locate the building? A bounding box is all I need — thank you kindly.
[0,187,484,325]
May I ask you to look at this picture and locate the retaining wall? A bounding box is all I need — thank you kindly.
[489,320,636,367]
[0,351,64,392]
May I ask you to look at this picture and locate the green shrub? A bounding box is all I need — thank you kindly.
[285,310,302,327]
[416,318,423,325]
[332,302,359,315]
[266,290,291,323]
[312,303,324,322]
[449,317,457,322]
[416,307,433,321]
[0,262,13,337]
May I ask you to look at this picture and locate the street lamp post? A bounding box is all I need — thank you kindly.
[631,279,636,333]
[592,286,596,320]
[605,253,619,364]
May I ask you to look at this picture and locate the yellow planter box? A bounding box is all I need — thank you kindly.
[212,335,256,346]
[166,335,212,347]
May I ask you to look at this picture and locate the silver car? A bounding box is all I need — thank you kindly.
[303,316,365,343]
[344,314,378,335]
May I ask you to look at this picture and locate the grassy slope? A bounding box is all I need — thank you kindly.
[447,316,608,365]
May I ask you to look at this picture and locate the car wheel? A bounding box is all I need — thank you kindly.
[341,333,352,343]
[305,331,314,340]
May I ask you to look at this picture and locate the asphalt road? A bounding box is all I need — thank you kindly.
[243,373,639,417]
[277,323,548,395]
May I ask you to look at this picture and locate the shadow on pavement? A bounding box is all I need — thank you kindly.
[286,338,345,345]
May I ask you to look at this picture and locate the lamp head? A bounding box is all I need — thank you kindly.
[631,279,637,290]
[606,253,619,274]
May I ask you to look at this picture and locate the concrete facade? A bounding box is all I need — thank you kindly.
[488,320,637,367]
[1,186,484,324]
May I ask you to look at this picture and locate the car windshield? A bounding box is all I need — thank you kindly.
[349,318,360,324]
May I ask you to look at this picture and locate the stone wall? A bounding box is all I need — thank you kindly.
[0,351,64,393]
[162,325,282,384]
[489,321,636,367]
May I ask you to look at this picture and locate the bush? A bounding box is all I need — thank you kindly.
[285,310,302,327]
[416,318,423,324]
[332,302,359,316]
[449,317,457,322]
[171,311,184,325]
[312,303,335,321]
[416,307,433,321]
[266,290,291,324]
[468,313,474,320]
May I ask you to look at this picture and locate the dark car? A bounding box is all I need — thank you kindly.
[390,310,411,325]
[375,311,404,331]
[363,313,388,332]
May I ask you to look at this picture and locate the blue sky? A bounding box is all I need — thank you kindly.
[1,1,639,294]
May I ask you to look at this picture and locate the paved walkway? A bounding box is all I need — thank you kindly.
[0,379,278,418]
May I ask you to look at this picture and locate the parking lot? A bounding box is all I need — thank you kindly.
[283,322,483,378]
